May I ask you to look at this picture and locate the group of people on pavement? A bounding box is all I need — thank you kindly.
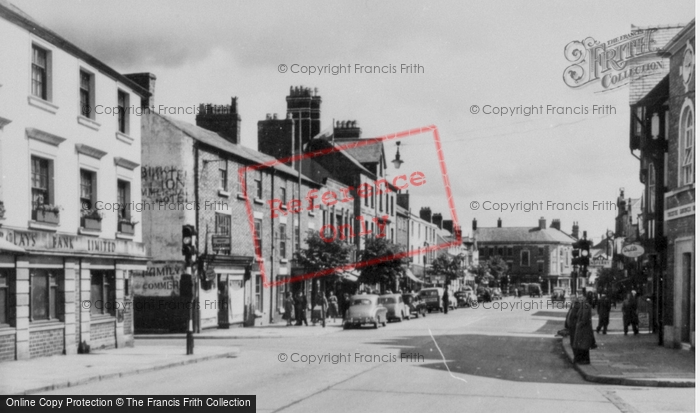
[282,291,347,326]
[565,289,641,364]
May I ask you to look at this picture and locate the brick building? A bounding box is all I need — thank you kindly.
[628,21,694,348]
[136,98,322,332]
[0,2,149,360]
[474,217,576,294]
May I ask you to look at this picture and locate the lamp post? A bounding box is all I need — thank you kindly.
[392,141,404,169]
[423,241,429,284]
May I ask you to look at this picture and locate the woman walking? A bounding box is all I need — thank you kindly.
[283,292,295,326]
[328,292,339,322]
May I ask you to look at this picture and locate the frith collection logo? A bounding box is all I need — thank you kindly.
[563,28,665,91]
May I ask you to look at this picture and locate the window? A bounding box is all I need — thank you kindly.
[219,158,228,191]
[31,156,51,210]
[31,45,48,99]
[215,213,231,254]
[80,169,96,210]
[538,247,544,256]
[538,261,544,273]
[0,269,15,326]
[648,163,656,213]
[117,180,131,221]
[379,190,383,212]
[295,224,300,250]
[497,247,504,256]
[254,170,263,199]
[117,90,129,134]
[254,219,263,254]
[30,269,61,321]
[90,270,115,316]
[255,275,262,312]
[479,247,485,257]
[79,70,93,118]
[680,106,694,185]
[520,250,530,267]
[280,186,287,205]
[279,224,287,258]
[488,247,494,257]
[506,247,513,257]
[390,196,394,215]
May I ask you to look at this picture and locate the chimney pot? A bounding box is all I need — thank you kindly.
[539,217,546,230]
[472,218,477,231]
[497,217,502,228]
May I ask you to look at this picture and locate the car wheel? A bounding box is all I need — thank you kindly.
[397,312,403,322]
[373,318,379,329]
[422,309,427,317]
[382,318,386,327]
[343,322,349,330]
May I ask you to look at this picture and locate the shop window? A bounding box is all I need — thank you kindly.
[255,275,262,312]
[30,269,62,321]
[90,270,115,316]
[0,269,15,326]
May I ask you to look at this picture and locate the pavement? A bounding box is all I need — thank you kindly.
[0,344,240,395]
[557,304,695,387]
[135,317,346,340]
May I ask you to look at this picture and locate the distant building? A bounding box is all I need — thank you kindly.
[474,217,576,293]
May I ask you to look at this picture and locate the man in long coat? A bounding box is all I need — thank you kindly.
[622,291,639,335]
[283,292,295,326]
[596,293,612,334]
[565,298,581,348]
[573,296,596,364]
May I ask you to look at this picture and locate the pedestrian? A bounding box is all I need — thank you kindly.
[596,292,612,334]
[300,293,309,326]
[341,293,350,321]
[294,292,304,326]
[283,292,295,326]
[442,287,449,314]
[328,292,339,322]
[565,296,581,349]
[573,296,596,364]
[313,291,327,326]
[622,291,639,335]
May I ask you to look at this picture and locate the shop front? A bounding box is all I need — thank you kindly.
[0,227,146,361]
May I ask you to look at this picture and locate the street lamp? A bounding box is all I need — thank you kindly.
[423,241,430,284]
[392,141,404,169]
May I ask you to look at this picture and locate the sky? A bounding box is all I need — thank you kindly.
[12,0,695,244]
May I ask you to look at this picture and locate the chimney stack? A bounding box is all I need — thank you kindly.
[419,207,432,223]
[442,220,454,234]
[124,72,156,108]
[538,217,546,230]
[472,218,477,231]
[432,213,443,230]
[572,221,580,239]
[550,219,561,230]
[196,97,242,144]
[497,217,502,228]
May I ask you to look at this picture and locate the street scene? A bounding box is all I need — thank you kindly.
[0,0,695,412]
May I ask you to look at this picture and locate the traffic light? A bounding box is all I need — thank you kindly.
[571,248,580,266]
[182,225,198,265]
[571,238,591,267]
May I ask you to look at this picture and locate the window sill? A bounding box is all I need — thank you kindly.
[29,321,64,332]
[115,131,134,145]
[116,232,135,240]
[28,220,59,232]
[0,326,16,336]
[218,189,231,198]
[90,316,116,324]
[77,115,101,131]
[308,211,316,217]
[78,227,101,236]
[253,198,264,205]
[27,95,59,114]
[236,193,248,201]
[279,259,288,264]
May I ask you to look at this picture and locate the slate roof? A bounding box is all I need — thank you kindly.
[154,113,319,185]
[474,227,576,244]
[308,131,376,177]
[337,139,385,165]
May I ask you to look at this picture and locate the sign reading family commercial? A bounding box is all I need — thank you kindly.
[0,228,145,256]
[132,263,183,297]
[563,28,665,91]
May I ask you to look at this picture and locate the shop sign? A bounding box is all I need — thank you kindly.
[132,263,183,297]
[621,244,645,258]
[0,228,145,256]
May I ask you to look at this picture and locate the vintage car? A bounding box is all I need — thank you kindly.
[476,287,492,303]
[456,289,477,307]
[344,294,388,329]
[491,288,503,300]
[551,287,567,302]
[401,293,427,318]
[528,283,543,298]
[379,294,410,322]
[419,288,457,312]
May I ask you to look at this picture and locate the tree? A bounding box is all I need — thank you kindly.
[486,256,508,283]
[474,264,493,287]
[358,236,408,294]
[294,230,355,280]
[429,252,464,285]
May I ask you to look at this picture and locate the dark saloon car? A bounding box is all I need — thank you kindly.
[402,293,427,318]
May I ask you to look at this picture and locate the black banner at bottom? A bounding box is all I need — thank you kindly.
[2,396,255,412]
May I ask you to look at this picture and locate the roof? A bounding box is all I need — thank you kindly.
[335,138,385,165]
[474,227,577,244]
[0,1,149,98]
[154,113,319,185]
[660,19,695,56]
[308,131,376,177]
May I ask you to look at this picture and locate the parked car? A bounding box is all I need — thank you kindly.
[454,291,470,307]
[418,288,443,312]
[551,287,566,302]
[462,287,478,306]
[476,286,492,303]
[402,293,427,318]
[379,294,410,322]
[344,295,388,329]
[491,288,503,300]
[528,283,543,298]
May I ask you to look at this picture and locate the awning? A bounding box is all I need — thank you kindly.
[405,269,424,284]
[0,238,25,254]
